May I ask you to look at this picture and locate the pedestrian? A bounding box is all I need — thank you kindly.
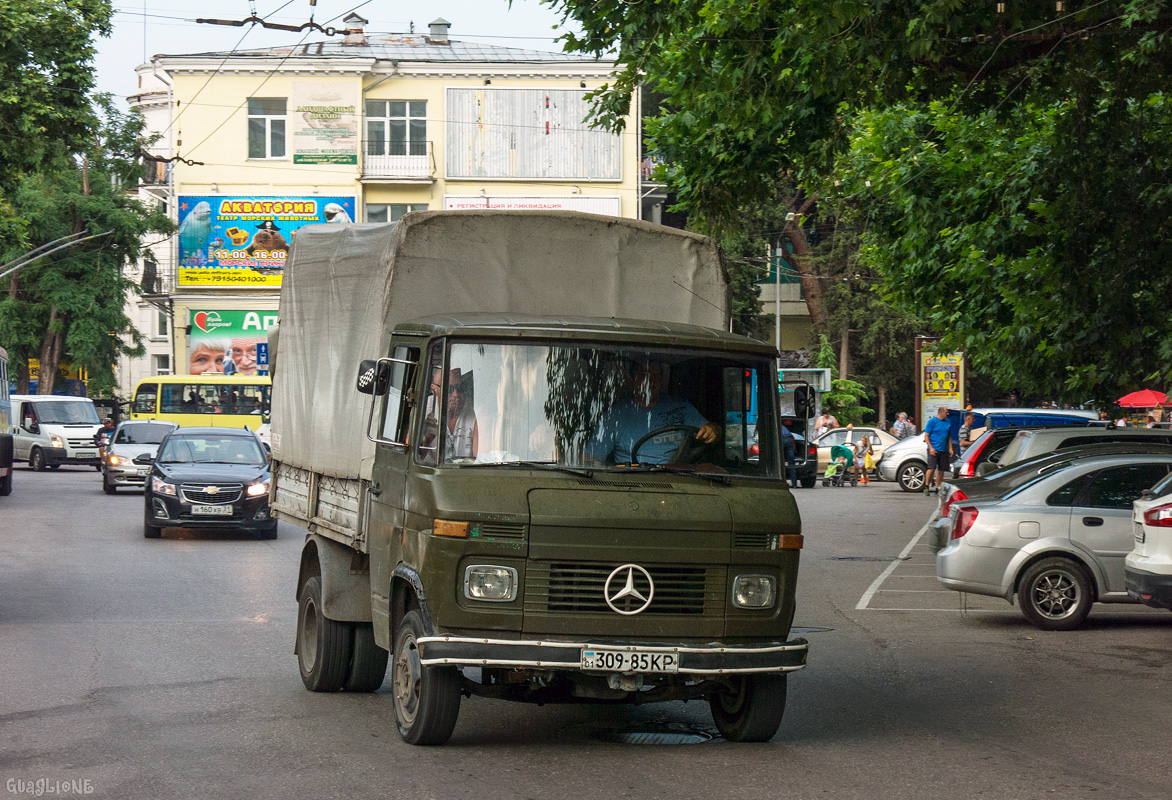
[1146,415,1157,428]
[782,422,798,489]
[922,406,954,496]
[815,410,839,437]
[957,411,976,456]
[892,411,914,440]
[855,434,874,485]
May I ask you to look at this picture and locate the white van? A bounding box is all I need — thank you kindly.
[10,395,103,471]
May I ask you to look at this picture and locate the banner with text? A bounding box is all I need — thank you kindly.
[177,195,356,287]
[920,351,965,425]
[187,309,278,376]
[290,82,358,165]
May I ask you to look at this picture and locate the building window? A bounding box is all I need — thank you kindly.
[366,101,427,157]
[248,98,287,159]
[156,310,169,338]
[367,204,428,223]
[153,354,172,376]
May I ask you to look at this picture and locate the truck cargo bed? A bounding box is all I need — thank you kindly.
[271,461,366,550]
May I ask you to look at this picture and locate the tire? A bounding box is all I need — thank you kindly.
[30,448,46,472]
[95,464,102,472]
[103,474,116,494]
[801,476,816,489]
[849,477,858,487]
[1018,557,1094,631]
[48,464,60,470]
[392,610,461,745]
[709,674,787,742]
[143,520,161,538]
[297,576,353,692]
[345,622,389,692]
[0,471,11,497]
[897,460,927,492]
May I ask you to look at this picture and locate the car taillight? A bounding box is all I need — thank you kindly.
[958,438,990,478]
[1142,502,1172,528]
[941,489,967,518]
[749,443,759,456]
[951,506,979,539]
[807,444,817,457]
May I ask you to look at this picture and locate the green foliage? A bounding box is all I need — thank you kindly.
[0,0,114,190]
[814,334,872,425]
[0,97,173,394]
[546,0,1172,405]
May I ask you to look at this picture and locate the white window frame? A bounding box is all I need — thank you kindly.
[365,100,428,157]
[248,98,287,160]
[153,354,172,376]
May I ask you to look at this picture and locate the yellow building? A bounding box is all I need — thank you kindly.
[119,16,639,394]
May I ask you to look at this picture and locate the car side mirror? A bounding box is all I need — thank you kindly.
[356,359,389,395]
[133,453,155,465]
[23,418,38,434]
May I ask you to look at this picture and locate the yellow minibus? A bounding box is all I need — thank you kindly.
[131,374,270,431]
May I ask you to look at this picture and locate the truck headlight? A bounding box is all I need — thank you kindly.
[464,565,517,602]
[246,482,269,497]
[732,574,776,608]
[50,434,64,448]
[151,477,176,496]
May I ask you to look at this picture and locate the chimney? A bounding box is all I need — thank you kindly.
[427,18,451,45]
[342,13,368,46]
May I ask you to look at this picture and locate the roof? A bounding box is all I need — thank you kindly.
[163,34,606,65]
[396,313,775,353]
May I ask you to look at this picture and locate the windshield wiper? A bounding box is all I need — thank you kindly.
[611,464,733,484]
[464,460,595,479]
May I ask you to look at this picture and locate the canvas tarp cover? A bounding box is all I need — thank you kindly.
[272,210,728,481]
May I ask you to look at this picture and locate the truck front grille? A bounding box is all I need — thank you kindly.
[525,562,719,616]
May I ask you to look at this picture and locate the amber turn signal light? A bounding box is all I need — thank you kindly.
[433,519,470,538]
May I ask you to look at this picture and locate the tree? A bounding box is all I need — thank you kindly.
[0,96,173,395]
[0,0,113,190]
[545,0,1172,404]
[815,334,871,426]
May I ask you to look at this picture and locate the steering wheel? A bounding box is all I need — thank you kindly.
[631,425,706,464]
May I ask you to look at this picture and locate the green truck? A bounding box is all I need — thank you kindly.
[271,211,808,745]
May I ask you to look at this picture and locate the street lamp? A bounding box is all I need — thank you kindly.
[775,212,797,354]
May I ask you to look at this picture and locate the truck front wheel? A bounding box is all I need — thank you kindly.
[392,610,461,745]
[708,673,787,742]
[297,575,353,692]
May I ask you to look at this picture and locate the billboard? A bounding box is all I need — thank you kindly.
[187,309,278,376]
[916,337,965,424]
[290,82,358,165]
[177,195,356,287]
[443,195,622,215]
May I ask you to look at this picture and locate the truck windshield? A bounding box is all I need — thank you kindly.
[31,401,100,424]
[428,342,781,478]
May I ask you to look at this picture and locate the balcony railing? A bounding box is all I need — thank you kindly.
[362,140,434,180]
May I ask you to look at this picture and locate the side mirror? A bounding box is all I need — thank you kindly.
[356,359,390,395]
[133,453,155,465]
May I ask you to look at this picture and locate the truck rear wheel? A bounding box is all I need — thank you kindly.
[297,576,353,692]
[392,610,461,745]
[344,622,389,692]
[709,673,787,742]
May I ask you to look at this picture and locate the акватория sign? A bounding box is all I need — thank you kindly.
[176,196,356,287]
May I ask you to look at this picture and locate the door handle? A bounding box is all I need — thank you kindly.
[1082,516,1104,527]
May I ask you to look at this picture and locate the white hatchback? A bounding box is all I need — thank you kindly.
[1126,472,1172,610]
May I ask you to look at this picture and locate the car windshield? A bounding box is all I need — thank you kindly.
[30,401,99,424]
[115,423,174,445]
[420,341,781,478]
[157,433,266,465]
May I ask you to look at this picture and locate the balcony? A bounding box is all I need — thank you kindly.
[361,140,435,183]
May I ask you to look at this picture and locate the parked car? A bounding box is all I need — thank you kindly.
[876,408,1098,492]
[991,427,1172,473]
[790,430,818,488]
[812,426,898,475]
[101,420,178,494]
[10,394,103,471]
[951,427,1030,479]
[142,426,275,539]
[1126,471,1172,610]
[936,451,1172,629]
[931,442,1172,551]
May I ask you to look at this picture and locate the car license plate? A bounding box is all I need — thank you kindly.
[581,648,679,673]
[1135,522,1146,544]
[192,504,233,516]
[77,450,96,458]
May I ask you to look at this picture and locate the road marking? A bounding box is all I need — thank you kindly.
[856,519,931,610]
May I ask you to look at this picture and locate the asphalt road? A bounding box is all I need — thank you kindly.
[2,466,1170,800]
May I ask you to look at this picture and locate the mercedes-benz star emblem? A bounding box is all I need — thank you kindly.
[603,564,655,615]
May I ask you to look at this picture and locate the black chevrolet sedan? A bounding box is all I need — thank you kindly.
[141,426,276,539]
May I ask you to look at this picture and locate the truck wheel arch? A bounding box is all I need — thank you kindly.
[391,564,435,640]
[297,534,373,622]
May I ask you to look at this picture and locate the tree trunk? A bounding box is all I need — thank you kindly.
[878,385,887,431]
[782,194,826,328]
[36,307,63,395]
[839,331,849,380]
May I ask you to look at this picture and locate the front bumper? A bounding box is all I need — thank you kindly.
[1125,566,1172,610]
[877,457,899,482]
[46,448,100,466]
[417,635,809,675]
[149,491,272,529]
[107,465,151,486]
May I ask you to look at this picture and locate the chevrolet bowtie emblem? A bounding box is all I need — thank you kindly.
[205,486,220,494]
[603,564,655,616]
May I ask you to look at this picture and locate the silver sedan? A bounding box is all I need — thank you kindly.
[936,452,1172,630]
[102,420,178,494]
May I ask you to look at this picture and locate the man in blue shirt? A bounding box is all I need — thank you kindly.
[922,406,954,495]
[587,361,719,464]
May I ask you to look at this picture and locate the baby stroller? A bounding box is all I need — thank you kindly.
[822,444,858,487]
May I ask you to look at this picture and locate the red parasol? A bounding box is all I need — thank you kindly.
[1116,389,1169,408]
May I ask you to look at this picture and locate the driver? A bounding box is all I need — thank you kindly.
[586,360,719,464]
